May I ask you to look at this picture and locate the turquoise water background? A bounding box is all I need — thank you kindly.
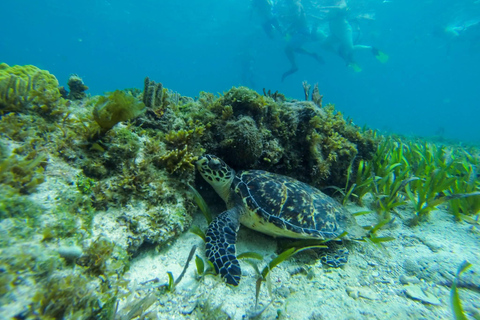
[1,0,479,142]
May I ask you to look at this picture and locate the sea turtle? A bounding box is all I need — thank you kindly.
[196,154,365,286]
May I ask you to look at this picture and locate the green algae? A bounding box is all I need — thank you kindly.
[93,90,145,130]
[451,261,473,320]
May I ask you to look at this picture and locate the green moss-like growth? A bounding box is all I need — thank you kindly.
[93,90,145,130]
[76,173,96,195]
[0,150,47,194]
[34,271,100,318]
[307,105,377,185]
[102,127,141,168]
[77,237,116,276]
[221,86,269,120]
[221,116,264,167]
[0,185,43,229]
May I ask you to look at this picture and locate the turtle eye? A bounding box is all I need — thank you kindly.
[208,158,222,171]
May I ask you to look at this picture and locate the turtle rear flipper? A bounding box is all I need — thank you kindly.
[206,208,242,286]
[319,243,349,268]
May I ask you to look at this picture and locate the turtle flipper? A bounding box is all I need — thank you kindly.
[205,209,241,286]
[320,243,349,268]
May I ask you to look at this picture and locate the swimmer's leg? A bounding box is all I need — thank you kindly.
[262,21,275,39]
[353,44,373,50]
[295,47,325,65]
[354,45,389,63]
[281,46,299,82]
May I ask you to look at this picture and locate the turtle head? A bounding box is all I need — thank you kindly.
[196,155,235,202]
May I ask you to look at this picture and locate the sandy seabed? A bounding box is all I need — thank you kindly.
[122,199,480,320]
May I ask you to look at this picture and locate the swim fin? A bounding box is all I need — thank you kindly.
[372,47,389,63]
[349,63,362,72]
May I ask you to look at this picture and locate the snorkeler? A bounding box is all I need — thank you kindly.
[433,18,480,54]
[322,0,388,71]
[280,0,325,81]
[251,0,282,39]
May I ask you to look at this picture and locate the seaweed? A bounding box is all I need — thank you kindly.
[221,86,269,120]
[76,173,96,195]
[352,159,375,205]
[113,293,157,320]
[351,137,480,225]
[448,155,480,221]
[252,243,328,315]
[450,261,473,320]
[190,225,206,242]
[164,124,205,148]
[188,183,213,223]
[93,90,145,130]
[165,245,197,292]
[195,254,206,277]
[158,145,197,175]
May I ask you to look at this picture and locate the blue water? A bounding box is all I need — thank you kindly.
[2,0,479,143]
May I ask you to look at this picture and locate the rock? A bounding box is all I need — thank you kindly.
[399,275,420,285]
[57,245,83,261]
[404,284,441,306]
[346,287,378,300]
[403,259,420,275]
[346,286,359,299]
[358,288,379,300]
[275,286,290,298]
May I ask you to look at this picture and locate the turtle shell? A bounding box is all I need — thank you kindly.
[232,170,362,240]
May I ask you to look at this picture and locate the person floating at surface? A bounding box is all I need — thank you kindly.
[322,0,388,72]
[251,0,282,39]
[281,0,325,81]
[433,18,480,54]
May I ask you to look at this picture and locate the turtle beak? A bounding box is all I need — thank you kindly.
[196,155,206,164]
[195,156,207,171]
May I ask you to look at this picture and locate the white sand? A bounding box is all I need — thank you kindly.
[124,203,480,319]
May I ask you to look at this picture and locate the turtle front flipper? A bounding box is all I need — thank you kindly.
[206,208,241,286]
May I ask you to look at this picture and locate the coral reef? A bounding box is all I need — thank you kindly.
[192,86,377,189]
[0,63,62,115]
[4,64,477,319]
[0,67,198,319]
[143,76,165,110]
[65,74,89,100]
